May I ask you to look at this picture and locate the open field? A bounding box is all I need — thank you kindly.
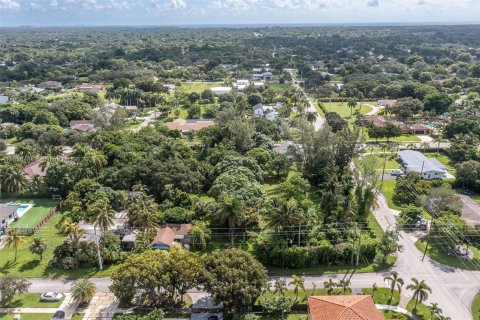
[3,199,58,229]
[322,102,372,118]
[176,82,223,93]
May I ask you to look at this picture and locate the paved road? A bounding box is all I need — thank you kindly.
[364,103,383,116]
[131,111,157,132]
[460,195,480,227]
[285,68,324,130]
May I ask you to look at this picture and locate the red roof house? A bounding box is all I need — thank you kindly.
[307,295,384,320]
[69,120,95,133]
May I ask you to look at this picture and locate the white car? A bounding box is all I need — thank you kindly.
[40,292,63,302]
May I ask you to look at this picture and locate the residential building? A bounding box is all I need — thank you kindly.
[0,205,19,230]
[75,83,105,92]
[151,224,192,250]
[0,95,8,104]
[377,99,397,107]
[164,84,176,92]
[165,119,215,135]
[252,103,280,121]
[23,158,46,179]
[356,115,386,128]
[37,81,62,89]
[403,123,430,135]
[307,295,384,320]
[69,120,95,133]
[398,150,446,180]
[252,72,273,82]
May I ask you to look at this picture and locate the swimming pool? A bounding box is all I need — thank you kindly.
[5,203,33,219]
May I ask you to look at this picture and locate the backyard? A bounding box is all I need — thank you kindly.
[2,199,58,229]
[176,81,223,93]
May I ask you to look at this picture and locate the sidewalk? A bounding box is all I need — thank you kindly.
[82,292,119,320]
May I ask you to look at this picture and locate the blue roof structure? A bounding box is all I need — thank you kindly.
[398,150,446,173]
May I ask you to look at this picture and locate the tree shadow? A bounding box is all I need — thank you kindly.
[19,259,40,271]
[0,260,16,274]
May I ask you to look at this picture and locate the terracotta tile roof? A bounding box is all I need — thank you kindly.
[69,120,95,132]
[75,83,105,91]
[308,295,384,320]
[165,119,215,132]
[359,115,386,127]
[23,158,46,179]
[152,223,192,247]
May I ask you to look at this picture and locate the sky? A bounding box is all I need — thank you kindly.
[0,0,480,27]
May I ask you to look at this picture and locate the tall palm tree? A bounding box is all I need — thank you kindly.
[433,137,442,154]
[3,166,28,194]
[420,142,430,153]
[264,197,304,243]
[190,221,211,250]
[83,151,107,174]
[29,237,47,260]
[406,278,432,311]
[337,279,351,295]
[92,206,115,235]
[15,142,37,164]
[4,229,28,262]
[61,221,85,241]
[71,278,96,304]
[323,279,337,295]
[371,283,379,297]
[216,196,245,246]
[384,271,404,303]
[289,275,305,303]
[28,175,44,194]
[347,98,357,115]
[429,302,442,319]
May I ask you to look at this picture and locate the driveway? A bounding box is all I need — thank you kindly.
[364,103,383,116]
[189,293,222,320]
[460,195,480,226]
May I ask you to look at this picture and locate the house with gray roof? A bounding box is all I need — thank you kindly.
[0,204,19,230]
[398,150,446,180]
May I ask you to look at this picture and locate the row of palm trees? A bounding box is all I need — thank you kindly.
[2,229,47,262]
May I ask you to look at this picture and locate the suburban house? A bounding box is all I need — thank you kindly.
[69,120,96,133]
[211,86,232,95]
[37,81,62,89]
[0,95,9,104]
[356,115,386,128]
[307,295,384,320]
[253,103,280,121]
[0,205,19,231]
[165,119,215,136]
[23,158,46,179]
[402,123,430,135]
[164,84,176,92]
[398,150,446,180]
[151,224,192,250]
[252,72,273,82]
[75,83,105,92]
[377,99,397,107]
[233,80,250,91]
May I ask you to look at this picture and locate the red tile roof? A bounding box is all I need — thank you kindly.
[23,158,46,179]
[165,119,215,132]
[308,295,384,320]
[69,120,95,132]
[152,224,192,247]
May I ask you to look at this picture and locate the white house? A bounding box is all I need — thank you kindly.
[398,150,446,180]
[252,72,273,82]
[252,103,279,121]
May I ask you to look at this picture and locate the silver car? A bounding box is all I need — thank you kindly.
[40,292,63,302]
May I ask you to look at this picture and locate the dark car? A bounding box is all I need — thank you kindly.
[51,310,65,320]
[208,316,219,320]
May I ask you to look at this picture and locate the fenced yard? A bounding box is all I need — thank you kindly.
[2,199,59,229]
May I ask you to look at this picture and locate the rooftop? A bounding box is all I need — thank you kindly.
[165,119,215,132]
[308,295,384,320]
[398,150,446,173]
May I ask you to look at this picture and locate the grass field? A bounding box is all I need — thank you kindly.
[372,154,401,170]
[1,293,64,308]
[415,237,480,271]
[0,210,116,278]
[2,199,58,229]
[424,152,457,173]
[362,288,400,306]
[177,82,223,93]
[472,291,480,320]
[380,180,401,211]
[322,102,372,118]
[0,314,54,320]
[269,83,291,91]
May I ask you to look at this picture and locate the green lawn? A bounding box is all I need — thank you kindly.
[415,237,480,271]
[267,256,396,276]
[372,154,401,170]
[269,83,291,91]
[3,199,58,229]
[424,152,456,173]
[1,293,63,308]
[472,291,480,320]
[380,180,401,211]
[71,314,85,320]
[367,212,384,238]
[0,211,116,278]
[362,288,400,306]
[406,300,431,319]
[263,183,283,197]
[322,102,371,118]
[177,82,223,93]
[0,314,54,320]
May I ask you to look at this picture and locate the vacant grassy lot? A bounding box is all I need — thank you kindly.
[3,199,58,229]
[0,211,115,278]
[322,102,372,118]
[0,315,53,320]
[372,154,401,170]
[1,293,64,308]
[415,237,480,271]
[380,180,401,210]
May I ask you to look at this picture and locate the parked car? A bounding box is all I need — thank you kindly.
[51,310,65,320]
[41,292,63,302]
[207,316,219,320]
[390,169,405,176]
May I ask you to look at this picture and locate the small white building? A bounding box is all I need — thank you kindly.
[252,103,279,121]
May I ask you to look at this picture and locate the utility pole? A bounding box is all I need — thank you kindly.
[94,228,103,270]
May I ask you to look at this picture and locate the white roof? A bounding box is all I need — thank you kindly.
[398,150,446,173]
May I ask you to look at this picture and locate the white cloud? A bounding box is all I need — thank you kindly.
[50,0,58,7]
[0,0,20,10]
[62,0,129,10]
[151,0,187,10]
[30,2,46,11]
[210,0,260,10]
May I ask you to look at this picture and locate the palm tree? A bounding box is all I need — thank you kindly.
[28,175,44,193]
[371,283,379,297]
[289,275,305,303]
[384,271,404,303]
[29,237,47,260]
[71,278,96,304]
[406,143,416,150]
[406,278,432,311]
[273,279,288,296]
[83,151,107,174]
[216,196,245,246]
[433,137,442,154]
[264,197,304,244]
[15,142,37,163]
[92,206,115,235]
[429,302,442,319]
[190,221,211,250]
[337,279,351,295]
[3,166,28,194]
[323,278,337,295]
[61,221,85,241]
[347,98,357,115]
[4,229,28,262]
[420,142,430,153]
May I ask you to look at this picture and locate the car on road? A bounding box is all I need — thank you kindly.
[51,310,65,320]
[41,292,63,302]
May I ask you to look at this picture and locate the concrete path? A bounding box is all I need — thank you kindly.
[376,304,418,319]
[60,293,81,320]
[416,135,433,142]
[189,293,222,320]
[82,292,118,320]
[0,307,57,313]
[364,103,384,116]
